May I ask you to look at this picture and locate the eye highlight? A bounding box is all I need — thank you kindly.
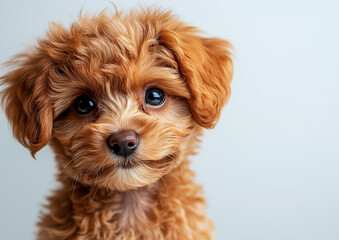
[145,88,166,107]
[74,95,96,114]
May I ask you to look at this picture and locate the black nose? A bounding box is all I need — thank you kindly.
[107,130,139,157]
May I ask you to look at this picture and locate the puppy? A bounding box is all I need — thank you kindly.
[1,7,232,240]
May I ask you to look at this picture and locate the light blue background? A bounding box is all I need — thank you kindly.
[1,1,338,239]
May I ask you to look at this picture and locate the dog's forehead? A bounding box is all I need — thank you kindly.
[48,16,156,85]
[49,19,181,88]
[52,47,175,94]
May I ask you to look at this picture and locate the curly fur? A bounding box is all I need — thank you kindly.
[1,7,233,240]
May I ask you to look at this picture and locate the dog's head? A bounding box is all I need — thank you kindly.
[1,9,232,191]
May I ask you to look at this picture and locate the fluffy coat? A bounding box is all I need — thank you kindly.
[1,8,233,240]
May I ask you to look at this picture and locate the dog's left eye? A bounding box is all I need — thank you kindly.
[74,95,96,114]
[145,88,166,107]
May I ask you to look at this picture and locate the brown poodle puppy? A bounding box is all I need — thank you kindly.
[1,7,232,240]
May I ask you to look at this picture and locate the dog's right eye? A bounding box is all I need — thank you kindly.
[74,95,96,114]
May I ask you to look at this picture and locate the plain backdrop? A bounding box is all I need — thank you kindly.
[0,0,338,239]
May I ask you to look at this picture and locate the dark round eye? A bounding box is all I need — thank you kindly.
[74,95,96,114]
[145,88,166,106]
[56,68,66,75]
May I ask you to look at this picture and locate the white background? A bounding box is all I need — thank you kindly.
[0,0,338,239]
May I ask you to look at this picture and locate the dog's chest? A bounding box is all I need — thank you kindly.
[117,187,157,226]
[72,186,158,238]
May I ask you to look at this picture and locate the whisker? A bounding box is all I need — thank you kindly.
[63,158,75,170]
[91,187,99,201]
[159,176,168,195]
[71,172,79,198]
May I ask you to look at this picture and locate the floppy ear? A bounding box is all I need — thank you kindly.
[1,52,53,157]
[159,25,233,128]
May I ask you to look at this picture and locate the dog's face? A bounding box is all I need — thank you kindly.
[1,9,232,191]
[50,40,194,191]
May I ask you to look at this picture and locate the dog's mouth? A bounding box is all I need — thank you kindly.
[82,152,179,180]
[120,152,177,169]
[142,153,177,169]
[119,157,137,169]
